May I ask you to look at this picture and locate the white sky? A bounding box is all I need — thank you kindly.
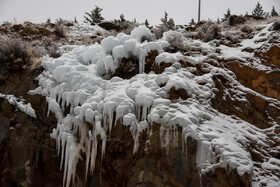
[0,0,279,25]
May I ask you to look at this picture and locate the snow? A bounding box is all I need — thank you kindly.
[30,22,280,186]
[68,23,109,37]
[0,94,37,118]
[155,52,183,64]
[218,23,274,62]
[131,25,152,42]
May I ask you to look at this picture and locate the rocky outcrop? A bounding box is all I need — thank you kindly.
[255,45,280,69]
[0,68,62,186]
[70,122,251,187]
[99,22,120,31]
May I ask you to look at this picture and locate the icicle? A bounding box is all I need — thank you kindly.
[103,101,118,134]
[133,121,148,154]
[85,134,90,178]
[64,135,82,187]
[138,48,147,73]
[90,133,97,174]
[63,136,70,186]
[60,133,67,170]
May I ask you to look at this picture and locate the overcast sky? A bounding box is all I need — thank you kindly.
[0,0,279,25]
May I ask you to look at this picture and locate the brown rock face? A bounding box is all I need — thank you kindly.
[211,72,280,129]
[256,45,280,69]
[226,60,280,101]
[112,57,139,79]
[0,68,62,187]
[111,50,174,79]
[74,122,251,187]
[74,122,200,187]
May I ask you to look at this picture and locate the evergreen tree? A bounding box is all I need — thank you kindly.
[159,11,175,30]
[167,18,175,30]
[222,8,231,21]
[144,19,152,29]
[84,6,104,25]
[74,17,78,24]
[120,14,126,23]
[46,18,51,24]
[189,18,196,27]
[271,6,279,17]
[161,12,169,26]
[252,2,265,18]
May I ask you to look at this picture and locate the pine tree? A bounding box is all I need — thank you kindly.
[222,8,231,21]
[120,14,126,23]
[159,11,175,30]
[252,2,265,18]
[189,18,196,27]
[145,19,152,29]
[161,12,169,26]
[84,6,104,25]
[167,18,175,30]
[271,6,279,17]
[46,18,51,24]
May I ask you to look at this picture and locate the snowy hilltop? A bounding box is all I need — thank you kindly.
[0,15,280,187]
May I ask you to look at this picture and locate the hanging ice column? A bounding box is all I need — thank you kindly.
[130,25,154,74]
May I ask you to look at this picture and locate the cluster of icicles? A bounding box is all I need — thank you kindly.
[50,102,181,187]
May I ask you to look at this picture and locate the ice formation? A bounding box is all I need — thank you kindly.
[32,24,280,186]
[0,94,37,118]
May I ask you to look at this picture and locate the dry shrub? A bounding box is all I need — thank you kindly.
[240,25,254,33]
[54,19,67,38]
[152,27,165,39]
[163,31,184,52]
[0,35,48,72]
[197,22,221,42]
[0,35,30,72]
[42,36,61,58]
[223,32,240,43]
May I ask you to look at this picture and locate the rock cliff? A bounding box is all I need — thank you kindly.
[0,19,280,187]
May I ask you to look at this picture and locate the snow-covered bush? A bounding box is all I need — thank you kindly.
[197,22,221,42]
[223,32,240,43]
[131,25,152,42]
[240,25,254,33]
[162,30,184,52]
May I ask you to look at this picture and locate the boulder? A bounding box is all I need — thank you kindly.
[99,22,120,31]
